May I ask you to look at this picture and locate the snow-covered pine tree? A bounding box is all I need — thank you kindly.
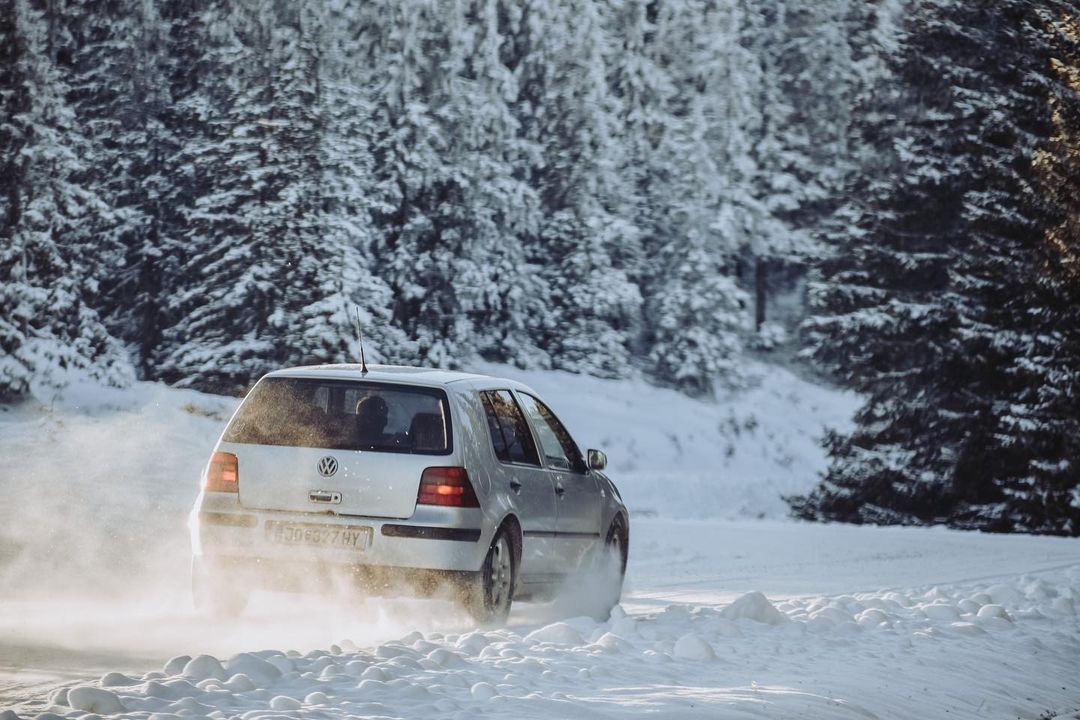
[64,0,179,377]
[644,95,748,396]
[63,0,141,286]
[156,0,333,392]
[969,5,1080,534]
[348,0,460,368]
[154,1,274,392]
[356,0,548,370]
[305,0,411,367]
[750,0,864,229]
[703,0,795,337]
[602,0,668,279]
[258,2,352,370]
[122,0,218,382]
[452,0,550,369]
[511,0,642,378]
[0,0,131,399]
[606,0,747,395]
[795,0,1080,535]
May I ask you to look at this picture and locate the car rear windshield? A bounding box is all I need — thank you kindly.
[223,377,452,454]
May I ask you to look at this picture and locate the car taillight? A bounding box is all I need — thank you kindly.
[205,451,239,493]
[417,467,479,508]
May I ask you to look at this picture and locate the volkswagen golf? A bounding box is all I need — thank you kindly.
[190,364,628,623]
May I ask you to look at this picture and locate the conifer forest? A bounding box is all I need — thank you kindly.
[2,0,1079,534]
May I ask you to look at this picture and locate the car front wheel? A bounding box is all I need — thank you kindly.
[587,516,628,620]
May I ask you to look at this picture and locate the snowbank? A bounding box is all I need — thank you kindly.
[7,562,1078,719]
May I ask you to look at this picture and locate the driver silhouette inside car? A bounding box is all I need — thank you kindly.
[355,395,390,447]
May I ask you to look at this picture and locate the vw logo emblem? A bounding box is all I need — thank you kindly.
[317,456,338,478]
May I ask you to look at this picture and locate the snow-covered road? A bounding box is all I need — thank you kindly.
[2,518,1078,719]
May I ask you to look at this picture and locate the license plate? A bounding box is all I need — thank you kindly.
[265,521,372,550]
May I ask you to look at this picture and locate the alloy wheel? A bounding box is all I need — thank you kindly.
[488,534,512,614]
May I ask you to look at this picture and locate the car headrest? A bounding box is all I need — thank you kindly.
[409,412,445,451]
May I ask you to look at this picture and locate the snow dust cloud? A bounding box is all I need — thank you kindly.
[0,383,463,670]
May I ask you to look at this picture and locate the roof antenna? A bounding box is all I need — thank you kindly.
[353,306,369,374]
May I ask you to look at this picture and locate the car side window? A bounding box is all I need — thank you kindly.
[517,393,585,473]
[479,390,541,466]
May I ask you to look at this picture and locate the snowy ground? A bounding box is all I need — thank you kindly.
[1,368,1078,718]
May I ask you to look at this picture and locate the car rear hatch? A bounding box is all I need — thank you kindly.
[220,377,455,520]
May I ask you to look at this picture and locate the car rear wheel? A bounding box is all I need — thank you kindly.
[463,529,515,625]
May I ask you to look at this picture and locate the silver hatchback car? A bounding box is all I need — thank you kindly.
[190,364,629,623]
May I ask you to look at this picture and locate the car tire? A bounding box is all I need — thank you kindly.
[587,516,628,621]
[192,558,249,617]
[463,527,516,625]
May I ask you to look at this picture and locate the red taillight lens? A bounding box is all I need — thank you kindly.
[205,451,239,493]
[417,467,479,508]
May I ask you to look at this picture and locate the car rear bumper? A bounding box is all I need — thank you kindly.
[191,491,490,575]
[194,554,476,598]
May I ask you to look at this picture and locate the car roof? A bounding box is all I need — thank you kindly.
[264,364,537,394]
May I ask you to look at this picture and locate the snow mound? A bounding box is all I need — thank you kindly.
[949,621,986,636]
[163,655,191,676]
[673,633,716,661]
[855,608,890,627]
[100,672,139,687]
[305,691,329,705]
[920,603,961,621]
[270,695,302,711]
[593,632,634,653]
[222,674,255,692]
[66,687,126,714]
[721,591,787,625]
[976,604,1012,621]
[426,648,468,669]
[181,654,228,681]
[524,622,585,645]
[225,652,283,686]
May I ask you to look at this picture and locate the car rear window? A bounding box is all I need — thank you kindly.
[223,378,452,454]
[479,390,541,466]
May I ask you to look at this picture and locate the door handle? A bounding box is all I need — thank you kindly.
[555,484,566,497]
[509,479,522,493]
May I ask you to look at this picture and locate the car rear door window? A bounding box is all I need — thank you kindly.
[480,390,541,466]
[224,378,451,454]
[517,393,585,472]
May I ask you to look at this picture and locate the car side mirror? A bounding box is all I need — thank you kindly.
[587,449,607,471]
